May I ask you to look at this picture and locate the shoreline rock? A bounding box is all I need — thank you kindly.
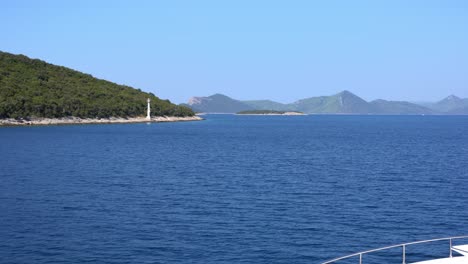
[0,116,203,126]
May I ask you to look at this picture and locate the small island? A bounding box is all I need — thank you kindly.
[236,110,305,115]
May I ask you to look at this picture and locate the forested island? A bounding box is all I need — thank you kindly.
[0,51,198,125]
[237,110,305,115]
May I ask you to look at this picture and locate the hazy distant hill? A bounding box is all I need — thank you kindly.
[186,93,253,113]
[185,91,467,115]
[426,95,468,114]
[369,99,434,114]
[291,90,372,114]
[446,105,468,115]
[243,100,290,111]
[0,51,194,118]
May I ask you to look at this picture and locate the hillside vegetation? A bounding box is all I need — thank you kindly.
[0,51,194,118]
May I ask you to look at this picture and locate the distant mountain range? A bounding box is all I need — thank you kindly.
[183,91,468,115]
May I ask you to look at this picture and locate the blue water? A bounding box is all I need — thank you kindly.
[1,115,468,263]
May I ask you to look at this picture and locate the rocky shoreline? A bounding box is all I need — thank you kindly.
[0,116,203,126]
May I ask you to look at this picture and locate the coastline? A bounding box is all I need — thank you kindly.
[0,116,203,126]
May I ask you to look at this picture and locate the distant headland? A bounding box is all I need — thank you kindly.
[0,51,199,126]
[236,110,305,116]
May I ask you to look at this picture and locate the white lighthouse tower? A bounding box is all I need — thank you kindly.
[146,98,151,120]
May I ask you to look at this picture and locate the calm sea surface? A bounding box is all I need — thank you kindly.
[1,115,468,263]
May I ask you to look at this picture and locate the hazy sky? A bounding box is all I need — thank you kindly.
[2,0,468,103]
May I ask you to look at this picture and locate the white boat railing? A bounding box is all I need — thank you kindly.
[322,235,468,264]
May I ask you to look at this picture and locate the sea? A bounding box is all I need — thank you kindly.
[1,114,468,264]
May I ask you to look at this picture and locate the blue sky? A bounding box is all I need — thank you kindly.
[2,0,468,103]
